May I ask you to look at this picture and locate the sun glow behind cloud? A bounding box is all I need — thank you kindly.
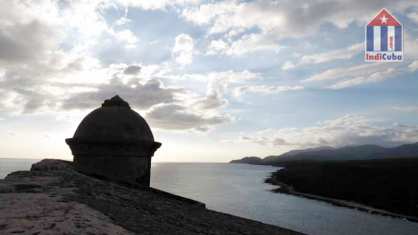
[0,0,418,161]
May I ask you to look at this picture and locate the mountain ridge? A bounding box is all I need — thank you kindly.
[231,142,418,166]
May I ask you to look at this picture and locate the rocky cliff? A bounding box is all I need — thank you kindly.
[0,159,302,235]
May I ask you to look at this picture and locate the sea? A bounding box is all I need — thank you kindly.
[1,159,418,235]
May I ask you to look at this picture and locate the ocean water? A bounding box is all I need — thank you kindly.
[0,158,39,178]
[151,163,418,235]
[1,159,418,235]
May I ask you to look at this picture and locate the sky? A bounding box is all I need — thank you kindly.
[1,0,418,162]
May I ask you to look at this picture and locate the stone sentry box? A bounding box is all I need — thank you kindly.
[66,95,161,187]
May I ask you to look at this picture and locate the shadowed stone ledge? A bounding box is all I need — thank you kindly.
[0,159,304,235]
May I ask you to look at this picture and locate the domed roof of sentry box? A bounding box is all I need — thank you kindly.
[71,95,154,144]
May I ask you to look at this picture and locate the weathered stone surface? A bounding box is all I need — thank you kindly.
[0,193,134,235]
[0,159,303,235]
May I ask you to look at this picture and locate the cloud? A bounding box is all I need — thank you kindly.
[329,68,396,90]
[0,1,184,115]
[206,39,228,55]
[391,106,418,114]
[408,60,418,72]
[123,65,142,75]
[283,43,363,70]
[235,135,291,147]
[192,92,227,110]
[281,61,296,71]
[111,29,138,48]
[0,1,125,114]
[172,70,259,112]
[407,12,418,24]
[300,43,362,65]
[179,70,259,101]
[303,63,400,89]
[0,41,239,131]
[182,0,418,57]
[0,20,58,64]
[207,33,279,56]
[146,103,229,131]
[235,115,418,148]
[54,64,237,131]
[234,85,304,97]
[116,0,200,11]
[204,70,259,106]
[0,50,111,114]
[183,0,418,38]
[0,1,62,65]
[172,34,195,65]
[61,78,182,110]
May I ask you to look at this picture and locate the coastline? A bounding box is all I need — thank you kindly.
[266,175,418,223]
[0,159,303,235]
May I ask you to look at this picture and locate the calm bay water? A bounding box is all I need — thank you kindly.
[151,163,418,235]
[1,159,418,235]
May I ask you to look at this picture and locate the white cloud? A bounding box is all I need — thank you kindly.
[407,12,418,24]
[205,70,259,100]
[0,0,171,115]
[172,34,195,65]
[183,0,418,58]
[403,33,418,61]
[302,43,362,65]
[182,1,286,35]
[235,115,418,148]
[177,70,258,111]
[192,92,227,110]
[116,0,200,11]
[183,0,418,38]
[302,62,402,89]
[282,43,362,71]
[281,61,296,71]
[329,67,396,90]
[111,29,138,48]
[207,39,229,55]
[182,1,237,26]
[234,85,304,97]
[207,33,279,56]
[391,106,418,114]
[179,70,259,95]
[408,60,418,72]
[304,63,382,82]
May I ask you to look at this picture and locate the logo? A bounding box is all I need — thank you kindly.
[365,9,403,62]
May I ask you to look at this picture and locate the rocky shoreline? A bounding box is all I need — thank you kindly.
[0,159,303,235]
[265,170,418,223]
